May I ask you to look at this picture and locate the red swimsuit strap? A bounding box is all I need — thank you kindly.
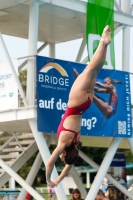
[72,131,79,144]
[62,127,79,144]
[61,128,80,135]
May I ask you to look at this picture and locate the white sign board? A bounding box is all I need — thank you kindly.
[0,60,18,110]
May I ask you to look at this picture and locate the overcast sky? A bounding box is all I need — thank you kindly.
[0,28,133,71]
[0,27,133,104]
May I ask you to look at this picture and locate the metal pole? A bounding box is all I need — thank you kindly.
[48,38,67,200]
[37,42,48,54]
[122,1,133,173]
[9,177,15,189]
[122,26,130,71]
[114,25,125,35]
[81,56,88,64]
[85,138,121,200]
[127,138,133,154]
[114,0,123,12]
[18,42,48,72]
[122,0,130,71]
[79,150,133,200]
[0,159,45,200]
[86,171,90,188]
[29,119,68,200]
[49,43,55,58]
[127,136,133,188]
[70,166,87,199]
[0,33,28,106]
[26,0,39,106]
[9,175,16,200]
[17,152,43,200]
[75,37,86,62]
[18,135,54,200]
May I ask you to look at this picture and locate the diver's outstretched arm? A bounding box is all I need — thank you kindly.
[53,164,72,186]
[95,82,113,89]
[46,142,66,187]
[94,87,108,93]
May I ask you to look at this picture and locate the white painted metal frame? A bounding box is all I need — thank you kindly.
[0,0,132,200]
[70,166,87,199]
[18,42,48,72]
[18,152,43,200]
[75,37,86,63]
[26,1,67,199]
[79,150,133,199]
[18,135,54,200]
[86,138,122,199]
[29,119,68,200]
[40,0,133,26]
[9,177,15,189]
[0,159,44,200]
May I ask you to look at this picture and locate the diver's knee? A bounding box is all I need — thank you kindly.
[105,111,112,119]
[84,67,98,78]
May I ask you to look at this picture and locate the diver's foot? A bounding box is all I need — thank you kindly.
[101,25,111,45]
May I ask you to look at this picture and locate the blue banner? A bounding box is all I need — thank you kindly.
[36,56,132,138]
[110,153,126,167]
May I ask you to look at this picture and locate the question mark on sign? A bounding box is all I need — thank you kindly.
[91,117,97,127]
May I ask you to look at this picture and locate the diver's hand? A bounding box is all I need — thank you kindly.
[47,180,57,188]
[53,179,60,186]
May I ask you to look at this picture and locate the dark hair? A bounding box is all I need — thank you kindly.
[64,141,82,165]
[104,77,122,84]
[97,189,105,197]
[72,188,82,200]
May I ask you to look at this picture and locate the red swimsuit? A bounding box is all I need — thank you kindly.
[57,97,91,139]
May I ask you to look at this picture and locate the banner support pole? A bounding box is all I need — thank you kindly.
[70,166,87,199]
[0,159,44,200]
[122,0,130,72]
[49,43,55,58]
[79,148,133,199]
[29,119,68,200]
[17,135,54,200]
[85,137,121,200]
[75,37,86,63]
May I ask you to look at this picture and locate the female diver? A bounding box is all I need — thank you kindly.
[46,25,111,188]
[94,77,122,118]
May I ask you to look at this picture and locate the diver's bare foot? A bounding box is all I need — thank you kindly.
[101,25,111,45]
